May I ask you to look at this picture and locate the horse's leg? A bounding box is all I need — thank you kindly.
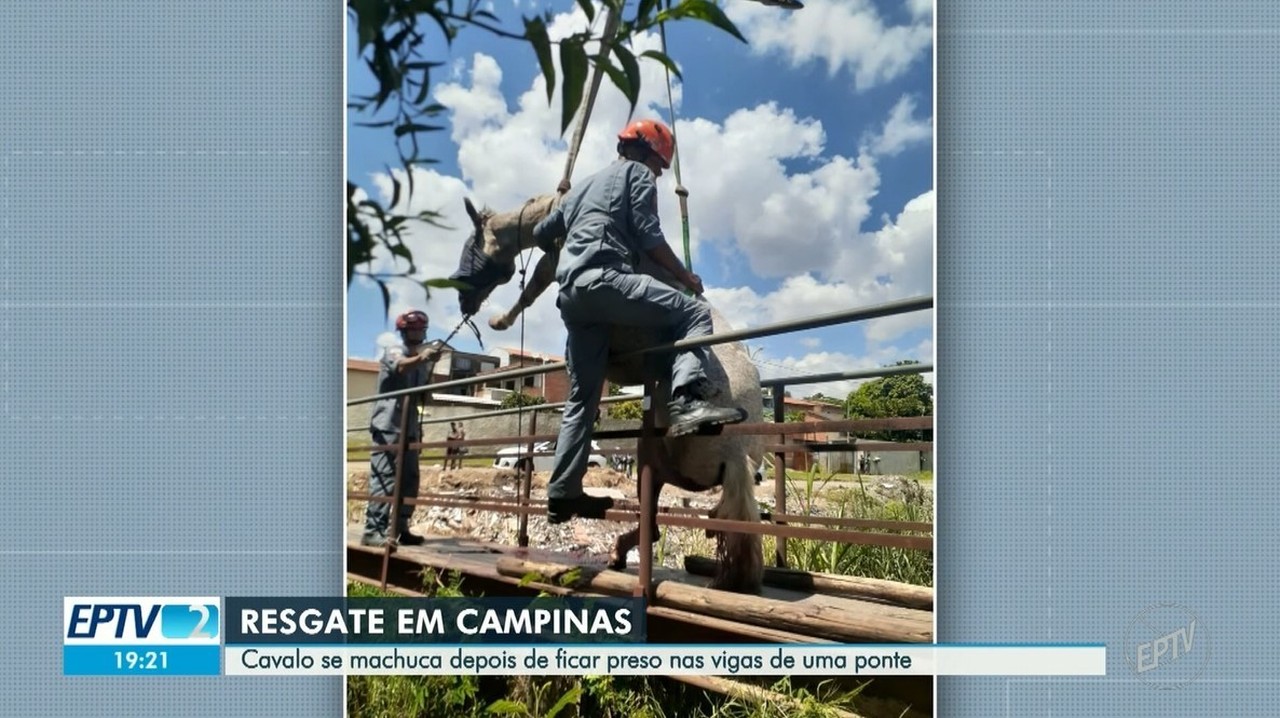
[489,249,558,330]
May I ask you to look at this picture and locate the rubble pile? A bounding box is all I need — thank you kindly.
[346,463,931,567]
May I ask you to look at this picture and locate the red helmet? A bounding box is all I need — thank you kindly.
[618,119,675,169]
[395,309,428,331]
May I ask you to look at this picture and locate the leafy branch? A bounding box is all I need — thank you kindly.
[346,0,746,317]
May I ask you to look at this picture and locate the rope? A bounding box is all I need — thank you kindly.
[442,314,482,350]
[514,246,532,437]
[657,2,693,271]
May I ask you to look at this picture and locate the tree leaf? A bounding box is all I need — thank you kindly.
[612,43,642,115]
[387,167,402,209]
[390,242,413,260]
[574,0,596,24]
[559,37,589,135]
[348,0,386,51]
[377,280,391,318]
[485,699,528,716]
[640,49,682,80]
[524,18,555,103]
[544,687,583,718]
[593,53,634,116]
[636,0,659,24]
[412,76,432,105]
[658,0,746,43]
[394,122,445,137]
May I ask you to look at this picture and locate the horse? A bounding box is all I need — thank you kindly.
[449,194,766,593]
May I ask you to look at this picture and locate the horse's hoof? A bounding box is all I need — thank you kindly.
[488,315,511,330]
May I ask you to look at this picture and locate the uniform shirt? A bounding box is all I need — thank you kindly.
[369,343,435,441]
[533,159,667,288]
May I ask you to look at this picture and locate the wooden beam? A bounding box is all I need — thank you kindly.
[683,557,933,611]
[495,557,932,644]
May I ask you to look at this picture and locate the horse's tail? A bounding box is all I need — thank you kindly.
[707,452,764,593]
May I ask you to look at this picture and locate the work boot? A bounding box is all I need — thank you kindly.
[667,395,747,438]
[397,531,426,546]
[361,533,397,552]
[547,494,615,524]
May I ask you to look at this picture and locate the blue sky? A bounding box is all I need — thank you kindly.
[347,0,934,398]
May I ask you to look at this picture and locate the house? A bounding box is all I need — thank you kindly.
[772,395,848,472]
[346,341,501,427]
[432,344,501,397]
[474,347,585,404]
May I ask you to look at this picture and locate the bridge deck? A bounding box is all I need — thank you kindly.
[346,530,933,645]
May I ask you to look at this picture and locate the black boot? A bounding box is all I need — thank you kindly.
[397,530,426,546]
[547,494,615,524]
[667,394,747,437]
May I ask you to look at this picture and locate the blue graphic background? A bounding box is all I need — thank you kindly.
[936,2,1280,715]
[1,1,341,715]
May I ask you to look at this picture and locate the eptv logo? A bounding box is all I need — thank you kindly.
[64,597,221,645]
[1136,620,1194,673]
[1124,603,1209,689]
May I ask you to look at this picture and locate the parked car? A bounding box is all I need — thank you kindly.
[493,440,606,472]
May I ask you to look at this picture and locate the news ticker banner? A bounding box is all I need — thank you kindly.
[63,597,1107,678]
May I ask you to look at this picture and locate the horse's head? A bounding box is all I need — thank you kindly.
[448,198,517,315]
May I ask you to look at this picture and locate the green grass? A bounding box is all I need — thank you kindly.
[764,468,933,587]
[782,469,932,483]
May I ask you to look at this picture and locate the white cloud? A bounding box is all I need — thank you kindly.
[750,340,931,400]
[673,107,881,280]
[704,188,933,348]
[865,95,933,156]
[907,0,934,21]
[375,331,399,353]
[727,0,933,91]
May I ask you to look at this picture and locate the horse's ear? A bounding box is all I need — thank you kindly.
[464,197,484,232]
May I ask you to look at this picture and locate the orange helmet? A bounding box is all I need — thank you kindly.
[617,119,675,169]
[395,309,428,331]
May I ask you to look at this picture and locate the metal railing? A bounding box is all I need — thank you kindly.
[346,295,934,596]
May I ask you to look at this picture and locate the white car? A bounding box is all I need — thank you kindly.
[493,440,606,472]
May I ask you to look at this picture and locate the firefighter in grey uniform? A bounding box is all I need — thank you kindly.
[362,309,440,548]
[533,119,747,524]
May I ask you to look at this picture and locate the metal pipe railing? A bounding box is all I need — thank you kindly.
[351,417,932,451]
[351,295,936,594]
[759,362,932,388]
[345,393,642,432]
[346,296,932,407]
[347,361,566,407]
[353,490,932,534]
[350,492,932,552]
[619,296,933,358]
